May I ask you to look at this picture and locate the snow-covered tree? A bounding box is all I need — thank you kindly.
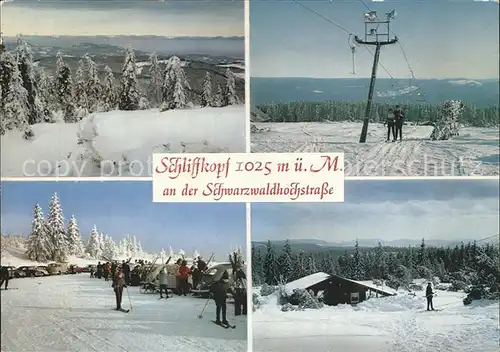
[169,246,174,257]
[160,56,191,111]
[222,68,238,107]
[34,67,55,122]
[86,225,101,259]
[430,100,463,141]
[47,192,68,262]
[66,215,84,257]
[118,46,141,110]
[192,250,200,260]
[99,232,105,257]
[201,71,213,107]
[213,84,223,107]
[84,54,101,112]
[102,235,117,261]
[264,240,278,285]
[148,52,163,106]
[179,249,186,258]
[0,51,31,136]
[73,59,89,112]
[100,65,116,112]
[279,240,294,283]
[25,203,51,262]
[54,52,75,122]
[136,240,143,255]
[15,37,44,124]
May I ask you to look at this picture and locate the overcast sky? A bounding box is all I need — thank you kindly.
[1,181,246,260]
[251,0,499,78]
[251,180,499,243]
[2,0,244,37]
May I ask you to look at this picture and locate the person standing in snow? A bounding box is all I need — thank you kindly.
[96,262,103,279]
[158,267,169,299]
[0,266,11,290]
[174,259,182,294]
[177,260,191,296]
[90,266,95,278]
[384,109,396,142]
[122,260,131,286]
[426,282,435,311]
[233,267,247,316]
[112,266,127,311]
[210,270,230,326]
[111,262,117,278]
[104,262,111,281]
[393,105,405,141]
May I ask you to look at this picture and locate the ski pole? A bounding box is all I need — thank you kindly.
[126,286,133,311]
[198,296,211,319]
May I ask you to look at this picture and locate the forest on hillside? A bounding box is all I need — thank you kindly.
[252,239,500,292]
[255,100,499,127]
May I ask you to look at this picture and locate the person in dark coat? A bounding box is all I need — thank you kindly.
[0,266,11,290]
[393,105,405,141]
[112,266,127,310]
[121,261,131,286]
[197,256,207,272]
[426,282,435,311]
[233,267,247,316]
[111,262,117,278]
[96,262,102,279]
[385,109,396,142]
[210,270,229,325]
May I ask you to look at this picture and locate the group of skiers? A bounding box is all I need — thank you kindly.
[384,105,405,142]
[157,257,207,298]
[91,260,131,285]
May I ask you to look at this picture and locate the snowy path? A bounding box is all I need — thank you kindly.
[252,291,499,352]
[1,275,247,352]
[251,122,499,176]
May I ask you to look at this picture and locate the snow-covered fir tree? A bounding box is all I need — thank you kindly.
[264,240,279,285]
[84,54,102,112]
[213,84,223,107]
[102,235,117,261]
[169,246,174,257]
[136,240,143,256]
[47,192,68,262]
[430,100,463,141]
[15,37,45,124]
[148,52,163,106]
[160,56,191,111]
[222,68,238,107]
[25,203,51,262]
[66,215,84,257]
[99,232,105,256]
[86,225,101,259]
[118,46,141,110]
[54,52,76,122]
[100,65,117,112]
[73,59,89,113]
[34,67,55,122]
[0,51,31,136]
[201,71,213,107]
[179,249,186,258]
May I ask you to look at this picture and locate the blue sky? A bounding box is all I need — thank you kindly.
[2,0,244,36]
[250,0,499,79]
[252,180,500,242]
[1,181,246,259]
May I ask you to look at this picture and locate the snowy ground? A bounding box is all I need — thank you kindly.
[1,105,245,177]
[252,289,499,352]
[1,275,247,352]
[251,122,500,176]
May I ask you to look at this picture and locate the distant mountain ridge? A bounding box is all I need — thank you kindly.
[251,77,499,108]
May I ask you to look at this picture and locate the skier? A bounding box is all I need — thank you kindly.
[197,256,207,272]
[122,260,131,286]
[393,105,405,141]
[177,260,191,296]
[174,259,182,295]
[111,261,117,278]
[112,266,127,311]
[96,262,102,279]
[384,109,396,142]
[104,262,111,281]
[0,266,11,290]
[210,270,230,326]
[158,267,169,299]
[233,266,247,316]
[426,282,435,311]
[90,266,95,278]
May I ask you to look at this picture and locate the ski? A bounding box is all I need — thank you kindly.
[211,320,235,329]
[111,308,130,313]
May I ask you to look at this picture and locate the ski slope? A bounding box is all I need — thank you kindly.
[1,275,247,352]
[251,122,499,176]
[253,289,499,352]
[1,105,245,177]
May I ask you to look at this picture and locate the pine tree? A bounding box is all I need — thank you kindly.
[47,192,68,262]
[118,46,141,110]
[86,225,101,258]
[66,215,84,257]
[294,250,307,280]
[99,232,105,258]
[351,239,364,280]
[160,56,191,111]
[263,240,278,285]
[102,235,117,261]
[25,203,51,262]
[0,51,30,135]
[148,52,163,106]
[251,244,264,285]
[280,240,294,282]
[222,68,237,106]
[430,100,463,140]
[73,59,89,111]
[213,84,223,107]
[201,71,213,107]
[15,37,44,124]
[54,52,75,122]
[84,54,101,112]
[100,65,116,112]
[34,67,54,121]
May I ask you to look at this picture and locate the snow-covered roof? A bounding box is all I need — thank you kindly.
[284,272,331,295]
[339,277,396,296]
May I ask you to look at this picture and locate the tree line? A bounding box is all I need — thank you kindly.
[252,239,499,292]
[0,37,240,138]
[256,100,498,127]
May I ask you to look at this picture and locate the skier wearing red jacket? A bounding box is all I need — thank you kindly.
[177,260,191,296]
